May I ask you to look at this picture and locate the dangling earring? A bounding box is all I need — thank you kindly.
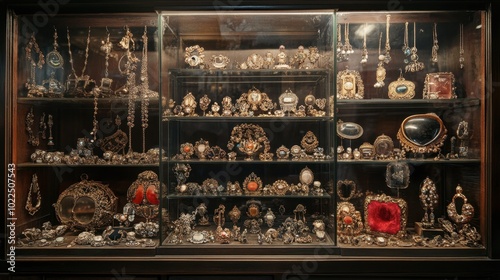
[47,114,54,146]
[26,107,40,147]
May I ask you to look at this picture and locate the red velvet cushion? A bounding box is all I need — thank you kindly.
[367,200,401,235]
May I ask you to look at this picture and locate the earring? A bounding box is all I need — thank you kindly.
[26,107,39,146]
[47,114,54,146]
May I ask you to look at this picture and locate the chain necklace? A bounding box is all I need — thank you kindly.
[344,23,353,57]
[67,26,91,79]
[383,14,391,64]
[337,23,353,62]
[402,22,410,62]
[25,33,45,91]
[374,32,386,88]
[360,23,368,65]
[405,22,425,72]
[336,23,344,62]
[140,26,149,153]
[459,24,465,69]
[91,90,99,143]
[119,26,140,153]
[431,23,439,64]
[99,27,114,96]
[47,26,64,69]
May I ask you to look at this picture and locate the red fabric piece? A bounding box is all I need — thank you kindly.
[367,200,401,235]
[132,185,144,204]
[146,185,160,205]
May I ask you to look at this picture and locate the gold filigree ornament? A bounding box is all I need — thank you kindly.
[279,88,298,116]
[227,123,271,160]
[181,92,198,116]
[447,184,474,225]
[243,172,263,194]
[270,180,289,196]
[423,72,457,99]
[194,138,210,159]
[373,134,395,160]
[337,69,364,99]
[397,113,447,155]
[127,171,166,222]
[184,45,205,68]
[54,174,117,231]
[299,166,314,186]
[337,201,364,243]
[210,54,230,69]
[388,69,415,99]
[245,53,264,69]
[300,131,319,154]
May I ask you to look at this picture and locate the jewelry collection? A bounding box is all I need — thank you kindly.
[173,164,325,197]
[17,16,483,252]
[171,129,328,162]
[165,200,324,245]
[163,86,328,118]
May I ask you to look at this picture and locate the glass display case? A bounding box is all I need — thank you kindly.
[334,11,487,256]
[3,7,492,265]
[159,11,336,253]
[8,13,161,255]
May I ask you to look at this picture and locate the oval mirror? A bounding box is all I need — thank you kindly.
[73,196,96,225]
[397,113,447,154]
[337,120,364,140]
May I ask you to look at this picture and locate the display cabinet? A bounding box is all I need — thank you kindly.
[2,2,498,278]
[159,11,336,254]
[334,11,487,256]
[7,13,162,256]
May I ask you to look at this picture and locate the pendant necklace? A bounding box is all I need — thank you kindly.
[405,22,424,72]
[459,24,465,69]
[374,32,386,88]
[383,14,391,64]
[66,26,91,95]
[119,26,140,154]
[360,23,368,65]
[47,26,64,69]
[140,26,150,153]
[25,33,46,97]
[99,27,114,96]
[431,23,439,64]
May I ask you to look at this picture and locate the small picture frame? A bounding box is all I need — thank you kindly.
[423,72,456,99]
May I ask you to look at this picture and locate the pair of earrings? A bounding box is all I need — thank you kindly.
[26,107,54,147]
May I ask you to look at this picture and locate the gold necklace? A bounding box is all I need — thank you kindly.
[66,27,91,95]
